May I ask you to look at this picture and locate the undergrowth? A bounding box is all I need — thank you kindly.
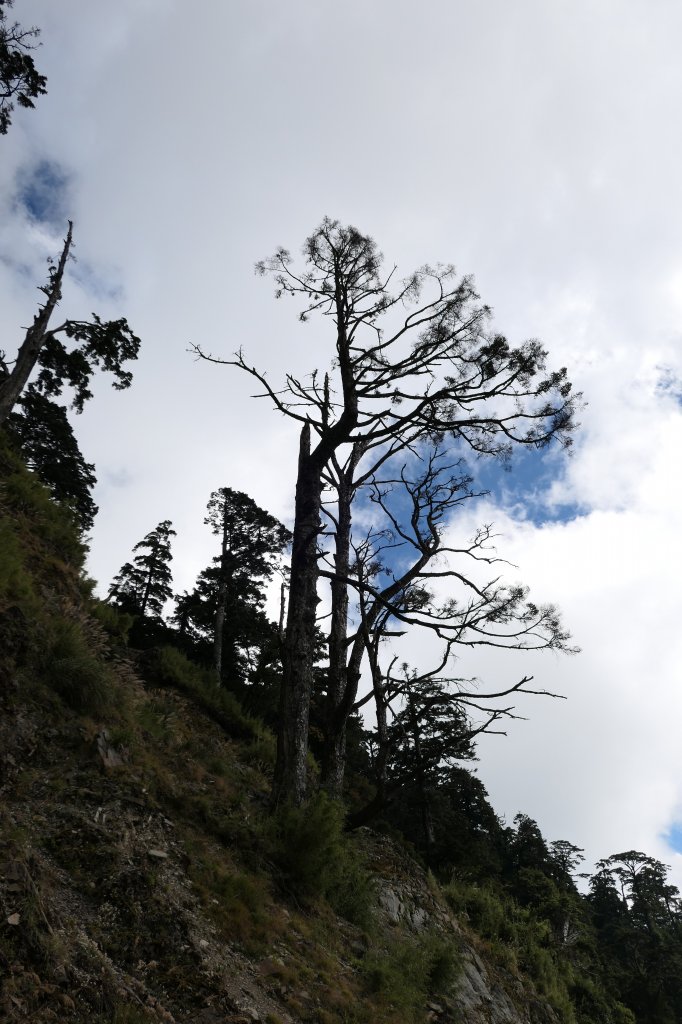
[268,792,375,929]
[362,931,462,1023]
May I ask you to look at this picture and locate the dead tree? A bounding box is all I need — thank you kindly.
[0,223,73,425]
[0,222,139,427]
[194,218,577,806]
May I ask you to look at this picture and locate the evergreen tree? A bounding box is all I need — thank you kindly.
[6,389,97,531]
[172,488,290,687]
[110,520,176,619]
[205,486,290,682]
[382,677,478,867]
[588,852,682,1022]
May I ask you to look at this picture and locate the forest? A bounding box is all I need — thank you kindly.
[2,4,682,1023]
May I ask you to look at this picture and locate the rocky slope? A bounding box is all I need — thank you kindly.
[0,438,562,1024]
[0,657,561,1024]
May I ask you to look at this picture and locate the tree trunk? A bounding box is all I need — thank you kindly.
[271,276,359,807]
[139,564,153,617]
[346,640,391,829]
[213,504,229,684]
[322,617,366,798]
[372,661,390,813]
[321,463,353,797]
[410,703,435,868]
[213,580,227,682]
[0,222,73,426]
[272,423,321,807]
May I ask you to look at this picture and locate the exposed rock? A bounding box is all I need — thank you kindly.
[94,729,123,769]
[362,830,558,1024]
[0,642,560,1024]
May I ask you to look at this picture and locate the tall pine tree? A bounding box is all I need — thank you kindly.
[173,488,290,687]
[110,520,176,619]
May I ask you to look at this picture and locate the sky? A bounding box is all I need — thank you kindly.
[3,0,682,885]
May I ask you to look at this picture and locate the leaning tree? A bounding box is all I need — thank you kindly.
[0,222,140,427]
[196,217,578,806]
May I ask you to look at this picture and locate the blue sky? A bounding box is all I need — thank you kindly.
[472,446,583,528]
[665,825,682,856]
[16,158,70,227]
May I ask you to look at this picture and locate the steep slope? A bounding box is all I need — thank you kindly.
[0,437,575,1024]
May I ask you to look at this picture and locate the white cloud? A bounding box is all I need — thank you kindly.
[4,0,682,887]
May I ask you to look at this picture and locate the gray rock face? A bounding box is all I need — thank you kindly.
[363,832,559,1024]
[456,951,531,1023]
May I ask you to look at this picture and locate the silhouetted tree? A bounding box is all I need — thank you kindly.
[0,222,140,426]
[324,447,571,799]
[196,218,577,806]
[204,486,290,682]
[549,839,585,887]
[6,389,97,531]
[110,520,176,619]
[0,0,47,135]
[386,676,478,865]
[172,488,290,688]
[588,852,682,1022]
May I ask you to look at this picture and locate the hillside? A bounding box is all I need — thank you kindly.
[0,435,675,1024]
[0,657,559,1024]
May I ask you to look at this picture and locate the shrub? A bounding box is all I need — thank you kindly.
[0,518,34,610]
[37,616,114,713]
[269,792,375,926]
[270,792,347,899]
[143,645,261,740]
[362,931,461,1020]
[90,599,134,644]
[185,839,273,953]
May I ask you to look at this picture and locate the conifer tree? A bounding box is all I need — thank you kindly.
[6,389,98,531]
[172,488,290,686]
[110,520,176,618]
[205,486,290,681]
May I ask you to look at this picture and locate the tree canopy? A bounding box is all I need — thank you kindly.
[0,0,47,135]
[110,520,176,620]
[6,389,98,532]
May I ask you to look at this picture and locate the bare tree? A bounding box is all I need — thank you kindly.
[322,447,573,800]
[195,218,577,806]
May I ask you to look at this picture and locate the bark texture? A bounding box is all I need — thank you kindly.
[272,423,321,807]
[321,447,362,797]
